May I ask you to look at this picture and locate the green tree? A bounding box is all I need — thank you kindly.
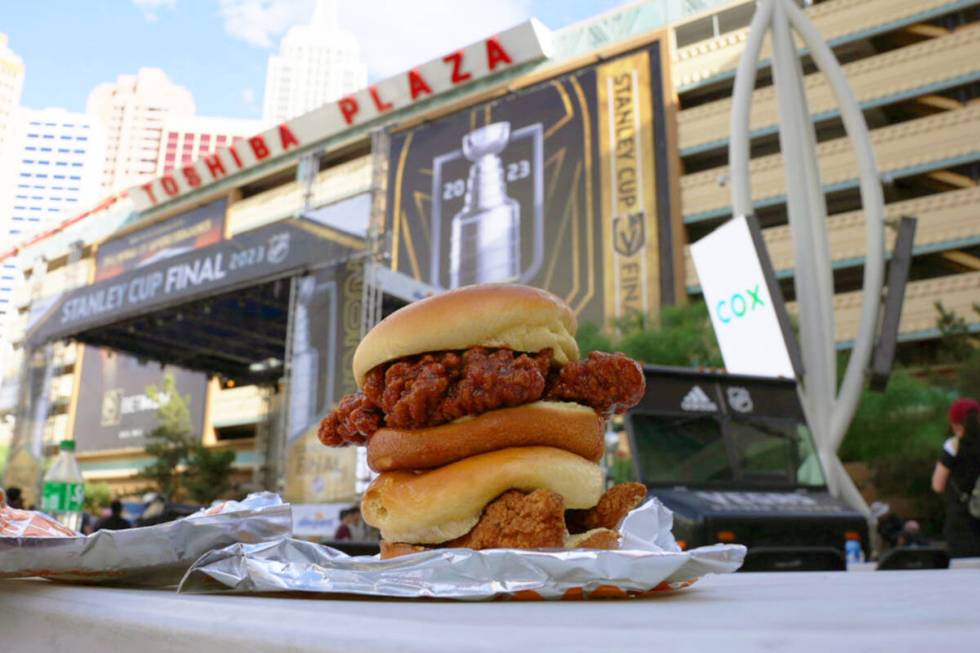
[839,371,949,464]
[141,372,237,505]
[83,481,112,513]
[141,373,194,500]
[934,301,977,363]
[957,348,980,400]
[941,302,980,398]
[838,300,980,534]
[184,444,236,505]
[577,302,723,367]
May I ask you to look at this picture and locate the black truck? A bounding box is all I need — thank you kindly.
[625,365,868,570]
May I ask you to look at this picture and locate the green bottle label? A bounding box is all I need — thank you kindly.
[41,481,85,513]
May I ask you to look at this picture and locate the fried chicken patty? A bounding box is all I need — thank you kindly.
[378,484,646,559]
[319,348,644,447]
[565,482,648,533]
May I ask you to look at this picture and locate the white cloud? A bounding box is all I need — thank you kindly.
[340,0,533,79]
[216,0,532,79]
[217,0,315,49]
[133,0,177,21]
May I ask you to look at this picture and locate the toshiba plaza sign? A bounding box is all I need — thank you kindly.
[129,20,552,212]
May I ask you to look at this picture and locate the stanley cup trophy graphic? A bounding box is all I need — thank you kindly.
[449,122,521,288]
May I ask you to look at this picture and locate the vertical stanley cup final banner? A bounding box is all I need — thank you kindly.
[386,39,680,324]
[284,259,364,504]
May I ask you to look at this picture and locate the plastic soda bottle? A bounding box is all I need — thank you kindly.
[41,440,85,532]
[845,534,864,564]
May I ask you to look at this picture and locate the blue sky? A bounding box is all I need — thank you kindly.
[4,0,628,120]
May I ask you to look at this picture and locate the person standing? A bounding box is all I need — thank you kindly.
[932,398,980,558]
[4,487,24,509]
[93,500,132,531]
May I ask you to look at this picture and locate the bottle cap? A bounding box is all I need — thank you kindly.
[59,440,75,451]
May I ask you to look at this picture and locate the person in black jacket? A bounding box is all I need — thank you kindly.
[94,500,132,531]
[932,398,980,558]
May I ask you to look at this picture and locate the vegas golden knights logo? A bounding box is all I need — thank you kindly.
[613,211,645,257]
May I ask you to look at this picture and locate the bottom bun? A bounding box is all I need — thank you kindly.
[361,446,603,544]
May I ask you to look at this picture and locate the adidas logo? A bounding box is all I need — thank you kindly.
[681,385,718,412]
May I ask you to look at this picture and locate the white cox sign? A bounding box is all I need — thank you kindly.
[690,215,796,379]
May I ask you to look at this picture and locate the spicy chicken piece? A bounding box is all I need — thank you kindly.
[377,348,552,429]
[565,482,647,533]
[317,393,382,447]
[379,489,566,559]
[446,488,567,550]
[545,352,646,416]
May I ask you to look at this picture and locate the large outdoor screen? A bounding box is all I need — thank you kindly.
[72,347,208,453]
[385,38,681,326]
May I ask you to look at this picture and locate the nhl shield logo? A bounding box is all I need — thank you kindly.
[613,211,645,256]
[726,386,754,414]
[267,232,291,264]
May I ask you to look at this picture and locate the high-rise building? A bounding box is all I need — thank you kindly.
[0,34,27,242]
[0,34,25,160]
[155,115,264,176]
[86,67,195,193]
[262,0,367,124]
[0,107,106,320]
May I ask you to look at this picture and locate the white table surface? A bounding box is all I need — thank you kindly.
[1,570,977,653]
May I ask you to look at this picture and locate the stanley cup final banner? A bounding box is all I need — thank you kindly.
[284,259,364,505]
[386,39,681,325]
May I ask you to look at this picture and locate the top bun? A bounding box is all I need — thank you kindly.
[352,284,579,387]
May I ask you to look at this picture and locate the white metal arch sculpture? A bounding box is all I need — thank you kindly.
[729,0,886,514]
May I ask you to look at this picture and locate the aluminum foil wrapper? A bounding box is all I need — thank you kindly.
[0,492,291,586]
[179,498,746,600]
